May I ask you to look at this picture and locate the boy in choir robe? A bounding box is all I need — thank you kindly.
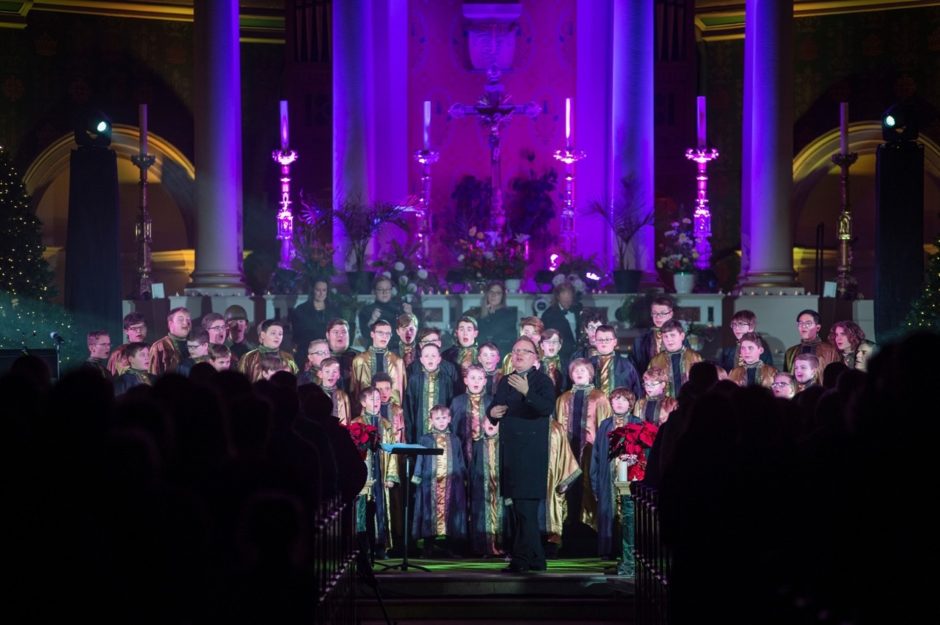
[633,367,678,424]
[719,309,775,372]
[470,416,505,557]
[792,353,821,393]
[451,364,493,466]
[540,328,567,395]
[326,318,359,391]
[207,343,232,372]
[771,372,798,399]
[541,419,583,554]
[500,317,544,374]
[353,387,399,560]
[406,328,460,384]
[350,319,406,413]
[259,353,291,380]
[647,320,703,398]
[631,296,675,374]
[395,313,420,369]
[591,325,641,399]
[442,316,480,394]
[238,319,299,383]
[85,330,112,379]
[114,343,155,395]
[177,328,210,377]
[316,358,351,425]
[373,372,406,442]
[554,358,612,533]
[298,339,330,386]
[570,311,604,362]
[373,371,406,553]
[411,405,468,557]
[784,309,839,373]
[478,342,503,396]
[149,307,191,376]
[591,388,657,575]
[109,312,147,376]
[404,343,455,444]
[728,332,779,388]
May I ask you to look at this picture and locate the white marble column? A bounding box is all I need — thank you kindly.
[611,0,657,286]
[188,0,247,294]
[332,0,407,271]
[738,0,798,289]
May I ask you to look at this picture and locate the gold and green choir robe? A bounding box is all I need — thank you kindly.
[237,346,299,382]
[543,420,582,542]
[633,395,678,425]
[380,400,406,443]
[148,334,186,376]
[353,412,400,548]
[321,385,352,425]
[470,432,504,556]
[647,348,704,398]
[784,338,839,373]
[350,348,406,406]
[554,385,611,530]
[728,361,778,388]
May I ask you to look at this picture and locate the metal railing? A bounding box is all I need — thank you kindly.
[633,482,671,625]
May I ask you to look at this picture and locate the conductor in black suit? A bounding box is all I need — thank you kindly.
[487,337,555,573]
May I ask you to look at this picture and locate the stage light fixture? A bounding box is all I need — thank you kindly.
[881,102,918,143]
[74,110,113,148]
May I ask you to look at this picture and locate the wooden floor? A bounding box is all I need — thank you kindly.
[356,558,634,624]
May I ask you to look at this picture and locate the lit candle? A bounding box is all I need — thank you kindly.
[565,97,571,145]
[279,100,289,151]
[696,96,706,148]
[423,100,431,150]
[839,101,849,155]
[139,103,148,154]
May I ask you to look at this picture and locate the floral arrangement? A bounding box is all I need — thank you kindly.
[544,252,603,294]
[455,227,527,281]
[656,217,698,274]
[344,422,380,460]
[372,240,443,303]
[608,421,659,481]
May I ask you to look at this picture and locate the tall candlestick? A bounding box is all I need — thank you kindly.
[279,100,289,151]
[565,97,571,145]
[839,101,849,155]
[423,100,431,150]
[139,104,148,154]
[696,96,706,148]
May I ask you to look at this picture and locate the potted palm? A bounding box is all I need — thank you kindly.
[588,175,653,293]
[332,198,408,293]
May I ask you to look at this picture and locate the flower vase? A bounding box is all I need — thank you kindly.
[504,278,522,293]
[672,272,694,294]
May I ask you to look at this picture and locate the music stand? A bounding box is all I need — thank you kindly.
[378,444,443,573]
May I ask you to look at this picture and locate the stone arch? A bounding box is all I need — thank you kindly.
[23,126,196,298]
[792,121,940,296]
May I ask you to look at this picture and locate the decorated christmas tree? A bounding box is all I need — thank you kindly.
[905,236,940,332]
[0,145,55,299]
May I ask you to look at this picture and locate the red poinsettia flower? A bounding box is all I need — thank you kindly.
[343,422,380,460]
[608,421,660,481]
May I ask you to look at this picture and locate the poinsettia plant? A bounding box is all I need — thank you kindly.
[608,421,659,481]
[344,422,380,460]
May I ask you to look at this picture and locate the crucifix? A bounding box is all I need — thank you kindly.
[449,78,539,241]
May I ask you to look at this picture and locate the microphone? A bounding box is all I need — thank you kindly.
[49,331,65,344]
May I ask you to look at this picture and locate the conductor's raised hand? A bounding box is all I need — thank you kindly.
[507,373,529,396]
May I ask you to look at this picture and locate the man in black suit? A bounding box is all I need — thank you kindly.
[540,282,581,362]
[488,337,555,573]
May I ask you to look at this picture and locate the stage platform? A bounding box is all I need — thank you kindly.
[356,557,634,624]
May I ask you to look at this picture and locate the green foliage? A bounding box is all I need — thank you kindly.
[332,198,408,270]
[0,146,55,299]
[587,175,653,270]
[905,237,940,332]
[0,290,87,367]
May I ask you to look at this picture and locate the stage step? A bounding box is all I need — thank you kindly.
[355,559,634,624]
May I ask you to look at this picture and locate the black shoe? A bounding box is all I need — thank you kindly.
[502,562,530,573]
